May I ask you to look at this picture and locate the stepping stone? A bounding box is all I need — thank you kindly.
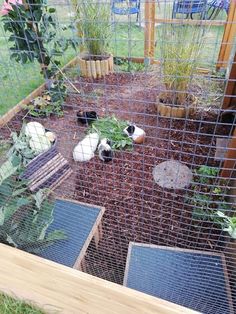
[153,160,193,189]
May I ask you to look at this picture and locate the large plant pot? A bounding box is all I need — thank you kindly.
[156,92,198,118]
[78,53,113,79]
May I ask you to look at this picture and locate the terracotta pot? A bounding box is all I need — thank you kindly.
[78,53,113,79]
[156,92,198,118]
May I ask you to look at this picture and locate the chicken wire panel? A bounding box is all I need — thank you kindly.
[0,0,236,313]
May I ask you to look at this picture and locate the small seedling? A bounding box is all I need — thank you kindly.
[187,165,230,225]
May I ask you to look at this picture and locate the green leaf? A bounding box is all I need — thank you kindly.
[6,234,18,247]
[16,197,31,208]
[0,208,4,226]
[46,230,67,242]
[48,7,56,13]
[12,187,28,197]
[32,189,46,209]
[4,202,19,222]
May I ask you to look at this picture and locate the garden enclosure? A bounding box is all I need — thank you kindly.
[0,0,236,313]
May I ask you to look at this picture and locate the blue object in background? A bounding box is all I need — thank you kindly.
[207,0,229,19]
[172,0,208,19]
[39,199,103,268]
[124,243,234,314]
[111,0,141,22]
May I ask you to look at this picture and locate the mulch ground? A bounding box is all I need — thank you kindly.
[1,72,231,284]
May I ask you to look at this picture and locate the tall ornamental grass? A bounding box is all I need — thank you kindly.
[160,25,207,105]
[73,0,112,57]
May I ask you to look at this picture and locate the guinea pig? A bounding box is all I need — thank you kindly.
[73,133,99,162]
[98,138,113,163]
[77,111,98,125]
[123,124,146,144]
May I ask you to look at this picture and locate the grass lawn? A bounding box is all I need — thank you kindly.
[0,0,227,116]
[0,294,46,314]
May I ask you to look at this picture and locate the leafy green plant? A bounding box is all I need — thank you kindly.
[159,25,207,105]
[1,1,76,78]
[27,79,66,117]
[0,130,37,185]
[89,116,133,150]
[0,122,53,184]
[73,0,111,57]
[216,211,236,239]
[1,0,77,113]
[114,58,146,73]
[0,174,67,254]
[186,165,230,222]
[196,165,219,184]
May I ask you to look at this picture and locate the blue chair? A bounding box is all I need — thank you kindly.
[111,0,141,22]
[172,0,208,19]
[207,0,229,19]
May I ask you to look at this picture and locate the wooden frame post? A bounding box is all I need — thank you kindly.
[222,52,236,109]
[216,0,236,70]
[221,52,236,178]
[144,0,156,62]
[221,128,236,178]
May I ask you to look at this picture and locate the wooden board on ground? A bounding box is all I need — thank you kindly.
[0,244,199,314]
[124,243,234,314]
[39,198,105,269]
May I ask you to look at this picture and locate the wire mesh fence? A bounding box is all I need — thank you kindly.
[0,0,236,313]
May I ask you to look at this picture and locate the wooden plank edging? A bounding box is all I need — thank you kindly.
[0,244,199,314]
[0,56,80,128]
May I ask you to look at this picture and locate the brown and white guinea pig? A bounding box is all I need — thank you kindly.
[123,124,146,144]
[77,111,98,125]
[98,138,113,163]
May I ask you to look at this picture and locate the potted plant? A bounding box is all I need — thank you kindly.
[157,25,206,118]
[73,0,113,78]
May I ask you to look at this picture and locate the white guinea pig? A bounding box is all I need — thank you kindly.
[73,133,99,162]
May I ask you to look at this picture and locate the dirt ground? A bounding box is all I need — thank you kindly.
[1,72,232,284]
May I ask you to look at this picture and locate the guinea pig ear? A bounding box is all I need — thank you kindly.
[127,125,135,135]
[107,139,112,147]
[77,111,83,117]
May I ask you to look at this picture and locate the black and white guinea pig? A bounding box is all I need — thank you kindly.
[123,124,146,144]
[77,111,98,125]
[98,138,113,163]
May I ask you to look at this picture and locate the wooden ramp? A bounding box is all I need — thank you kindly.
[124,243,234,314]
[39,198,105,270]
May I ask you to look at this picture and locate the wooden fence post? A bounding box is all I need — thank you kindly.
[221,128,236,178]
[222,52,236,109]
[221,51,236,178]
[144,0,156,62]
[216,0,236,70]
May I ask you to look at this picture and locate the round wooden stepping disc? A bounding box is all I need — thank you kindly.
[153,160,193,189]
